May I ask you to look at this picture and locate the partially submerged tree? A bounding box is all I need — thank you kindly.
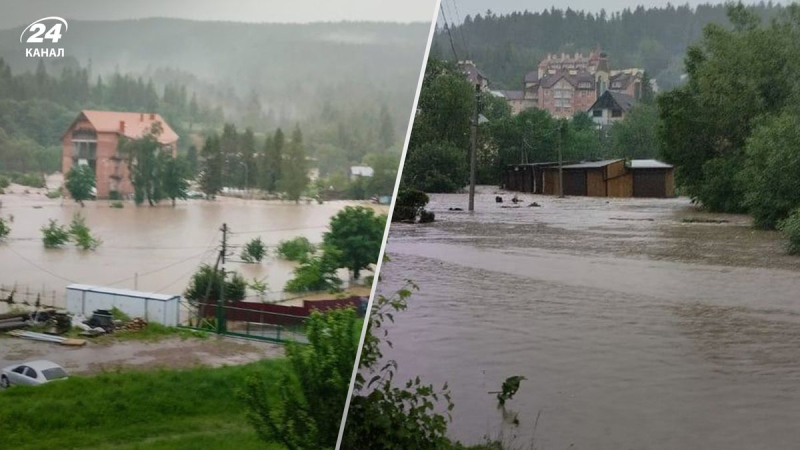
[323,206,386,279]
[41,219,70,248]
[119,122,168,206]
[161,154,190,206]
[279,126,309,203]
[69,213,102,250]
[64,164,95,206]
[184,264,247,304]
[276,236,315,262]
[241,237,267,263]
[284,246,343,293]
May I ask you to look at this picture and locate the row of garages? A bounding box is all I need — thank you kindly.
[500,159,675,198]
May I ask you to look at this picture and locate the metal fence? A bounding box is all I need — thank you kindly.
[0,283,65,314]
[180,300,309,344]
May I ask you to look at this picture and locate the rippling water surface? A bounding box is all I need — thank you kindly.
[375,187,800,450]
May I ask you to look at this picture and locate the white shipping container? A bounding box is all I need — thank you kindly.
[65,284,180,326]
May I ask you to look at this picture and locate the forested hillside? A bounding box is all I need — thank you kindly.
[432,2,785,89]
[0,19,428,179]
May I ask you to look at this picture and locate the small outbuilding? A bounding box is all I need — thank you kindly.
[66,285,180,326]
[501,162,562,194]
[512,159,674,198]
[629,159,675,198]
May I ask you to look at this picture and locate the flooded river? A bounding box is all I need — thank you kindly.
[375,186,800,450]
[0,183,384,313]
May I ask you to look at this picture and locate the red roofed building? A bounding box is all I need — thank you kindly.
[62,110,179,199]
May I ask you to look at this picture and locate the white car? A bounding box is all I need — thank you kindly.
[0,360,69,388]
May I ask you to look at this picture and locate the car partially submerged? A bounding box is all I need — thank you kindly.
[1,360,69,388]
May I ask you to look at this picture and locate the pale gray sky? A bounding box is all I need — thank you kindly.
[0,0,439,29]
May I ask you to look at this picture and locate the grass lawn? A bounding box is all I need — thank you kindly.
[0,360,287,450]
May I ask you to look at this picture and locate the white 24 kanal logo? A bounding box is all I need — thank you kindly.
[19,17,68,43]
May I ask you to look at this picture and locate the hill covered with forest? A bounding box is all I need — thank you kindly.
[432,2,785,90]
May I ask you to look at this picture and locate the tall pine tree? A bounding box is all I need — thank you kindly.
[279,126,308,203]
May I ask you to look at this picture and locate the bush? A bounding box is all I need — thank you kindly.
[241,237,267,263]
[244,308,359,449]
[184,265,247,303]
[284,246,342,293]
[276,236,315,261]
[45,190,61,199]
[0,217,10,240]
[108,190,121,200]
[69,213,102,250]
[393,189,429,222]
[110,200,124,209]
[41,219,70,248]
[0,176,9,188]
[12,173,45,188]
[740,112,800,229]
[779,209,800,255]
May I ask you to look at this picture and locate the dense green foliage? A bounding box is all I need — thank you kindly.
[659,3,800,230]
[323,207,387,279]
[69,213,102,251]
[183,264,247,303]
[276,237,316,262]
[0,216,9,240]
[40,219,70,248]
[779,209,800,255]
[284,246,343,293]
[280,127,310,203]
[433,3,785,90]
[393,189,430,222]
[241,237,267,263]
[244,308,360,449]
[0,360,283,449]
[64,165,95,206]
[162,155,191,206]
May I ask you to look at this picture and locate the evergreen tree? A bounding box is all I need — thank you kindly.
[199,134,224,199]
[220,123,239,188]
[378,104,395,150]
[240,128,257,189]
[263,128,284,192]
[279,126,308,203]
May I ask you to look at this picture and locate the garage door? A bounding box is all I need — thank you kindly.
[633,171,666,198]
[563,171,586,196]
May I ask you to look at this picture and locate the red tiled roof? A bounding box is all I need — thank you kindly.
[76,110,179,144]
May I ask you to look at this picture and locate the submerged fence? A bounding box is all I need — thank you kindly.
[183,296,366,343]
[0,283,65,313]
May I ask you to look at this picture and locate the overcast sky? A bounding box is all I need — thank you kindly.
[1,0,790,30]
[0,0,439,30]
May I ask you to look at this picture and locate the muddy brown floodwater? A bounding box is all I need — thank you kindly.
[0,179,385,314]
[375,186,800,450]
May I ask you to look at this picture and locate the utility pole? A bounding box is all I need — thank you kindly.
[558,121,566,198]
[217,223,227,334]
[468,83,480,211]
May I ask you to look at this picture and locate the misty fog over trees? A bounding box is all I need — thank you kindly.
[0,19,428,189]
[432,1,785,90]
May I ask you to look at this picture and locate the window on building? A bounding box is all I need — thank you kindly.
[612,81,622,89]
[593,109,603,117]
[578,82,592,89]
[611,109,623,118]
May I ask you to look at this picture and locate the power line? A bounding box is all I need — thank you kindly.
[4,245,77,284]
[439,3,459,61]
[231,224,327,236]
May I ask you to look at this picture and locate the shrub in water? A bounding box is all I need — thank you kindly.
[69,213,102,250]
[779,208,800,255]
[276,236,315,261]
[41,219,70,248]
[241,237,267,263]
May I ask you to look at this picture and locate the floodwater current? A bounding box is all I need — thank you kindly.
[0,181,384,313]
[374,186,800,450]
